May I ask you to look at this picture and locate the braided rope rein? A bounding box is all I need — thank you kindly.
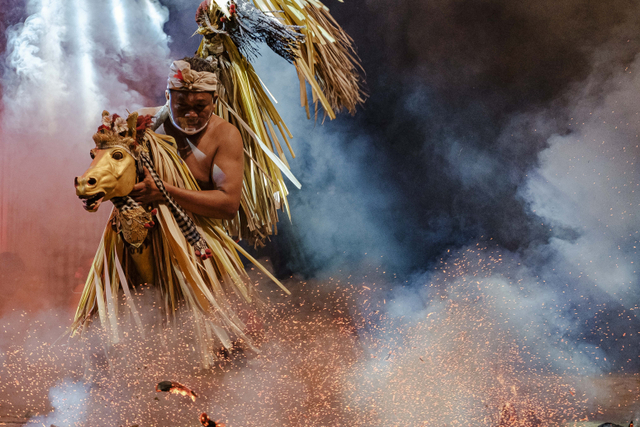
[111,195,139,213]
[111,151,211,260]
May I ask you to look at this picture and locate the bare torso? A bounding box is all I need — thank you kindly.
[132,104,244,220]
[139,106,234,190]
[166,117,219,190]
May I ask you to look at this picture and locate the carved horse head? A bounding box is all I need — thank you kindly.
[75,146,138,212]
[74,111,148,212]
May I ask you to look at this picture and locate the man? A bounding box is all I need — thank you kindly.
[128,57,260,358]
[131,57,243,220]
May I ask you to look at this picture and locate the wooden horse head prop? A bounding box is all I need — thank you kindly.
[74,110,210,258]
[75,111,150,212]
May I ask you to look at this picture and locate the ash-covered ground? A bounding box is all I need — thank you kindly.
[1,256,612,426]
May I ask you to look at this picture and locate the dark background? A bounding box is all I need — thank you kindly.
[162,0,640,278]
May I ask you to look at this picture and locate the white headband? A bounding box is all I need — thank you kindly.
[167,60,218,92]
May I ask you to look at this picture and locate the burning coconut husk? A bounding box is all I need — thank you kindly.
[200,412,224,427]
[155,381,198,402]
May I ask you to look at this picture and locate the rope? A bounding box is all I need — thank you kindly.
[110,151,211,259]
[139,152,210,257]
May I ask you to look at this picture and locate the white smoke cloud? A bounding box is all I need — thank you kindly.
[0,0,171,314]
[3,0,170,129]
[0,283,373,426]
[29,380,90,427]
[250,50,407,274]
[339,37,640,427]
[522,53,640,306]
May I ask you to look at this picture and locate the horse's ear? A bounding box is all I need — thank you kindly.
[127,112,139,140]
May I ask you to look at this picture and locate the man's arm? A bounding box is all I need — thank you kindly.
[131,124,244,219]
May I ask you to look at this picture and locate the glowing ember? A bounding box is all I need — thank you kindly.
[155,381,198,402]
[200,412,224,426]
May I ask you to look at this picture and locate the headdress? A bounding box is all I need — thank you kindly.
[167,60,219,93]
[94,111,153,158]
[195,0,304,62]
[195,0,366,118]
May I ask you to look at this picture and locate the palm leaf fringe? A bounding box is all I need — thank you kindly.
[194,0,366,246]
[198,35,297,247]
[251,0,367,119]
[71,132,288,367]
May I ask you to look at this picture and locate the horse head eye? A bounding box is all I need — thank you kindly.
[112,151,124,160]
[90,150,96,159]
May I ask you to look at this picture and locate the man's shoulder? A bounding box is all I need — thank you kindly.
[205,116,242,150]
[210,115,240,137]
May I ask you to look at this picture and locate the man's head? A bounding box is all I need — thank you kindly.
[166,57,219,135]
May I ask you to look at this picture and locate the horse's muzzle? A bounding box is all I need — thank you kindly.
[75,176,105,211]
[74,176,98,194]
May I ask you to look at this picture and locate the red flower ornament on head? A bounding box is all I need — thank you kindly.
[136,115,153,131]
[173,69,184,81]
[195,0,211,23]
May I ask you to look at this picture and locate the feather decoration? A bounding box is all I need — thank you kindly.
[230,0,304,62]
[191,0,365,246]
[251,0,366,118]
[197,0,304,63]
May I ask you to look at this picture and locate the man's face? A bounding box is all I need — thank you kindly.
[168,90,215,134]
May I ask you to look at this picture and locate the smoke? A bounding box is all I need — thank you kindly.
[347,247,587,425]
[29,380,91,427]
[0,280,374,426]
[253,0,640,374]
[514,50,640,373]
[247,48,409,276]
[280,0,640,274]
[522,57,640,306]
[247,0,640,422]
[250,0,640,285]
[0,0,171,314]
[0,258,621,426]
[2,0,640,424]
[0,269,604,426]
